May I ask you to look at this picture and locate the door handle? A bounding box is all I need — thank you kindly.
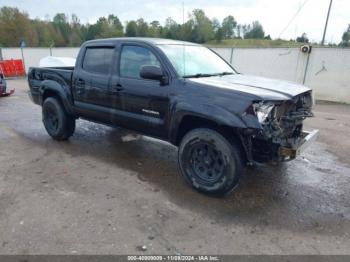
[75,79,85,94]
[111,84,124,92]
[76,79,85,86]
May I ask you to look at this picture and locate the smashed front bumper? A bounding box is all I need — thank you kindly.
[278,129,319,160]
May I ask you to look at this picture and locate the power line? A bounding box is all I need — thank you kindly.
[278,0,310,38]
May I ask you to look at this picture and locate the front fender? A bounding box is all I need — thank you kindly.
[169,101,248,143]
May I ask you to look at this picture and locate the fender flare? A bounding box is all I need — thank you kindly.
[39,80,75,115]
[169,102,248,144]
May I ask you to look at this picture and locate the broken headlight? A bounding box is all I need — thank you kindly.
[253,102,275,123]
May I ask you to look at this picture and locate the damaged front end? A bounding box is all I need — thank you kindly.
[244,91,319,163]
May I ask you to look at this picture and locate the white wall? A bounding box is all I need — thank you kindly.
[305,48,350,103]
[213,47,307,83]
[2,46,350,103]
[213,47,350,104]
[2,47,79,72]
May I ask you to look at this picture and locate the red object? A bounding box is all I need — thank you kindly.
[0,59,26,77]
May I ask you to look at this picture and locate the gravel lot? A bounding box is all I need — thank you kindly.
[0,79,349,254]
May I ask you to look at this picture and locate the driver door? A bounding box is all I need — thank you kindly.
[110,44,170,138]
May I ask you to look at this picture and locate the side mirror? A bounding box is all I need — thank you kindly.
[140,65,164,81]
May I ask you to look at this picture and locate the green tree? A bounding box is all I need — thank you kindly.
[53,13,71,45]
[0,6,37,46]
[85,22,103,40]
[340,24,350,47]
[148,20,161,37]
[241,24,248,37]
[32,19,52,46]
[79,24,89,41]
[107,14,123,36]
[212,18,220,32]
[0,6,272,47]
[136,18,149,37]
[264,34,272,40]
[163,17,181,39]
[179,20,192,41]
[296,32,309,43]
[236,24,242,38]
[46,21,65,46]
[215,28,223,43]
[68,14,83,46]
[93,15,123,39]
[212,18,223,43]
[190,9,214,43]
[244,21,265,39]
[125,20,137,37]
[221,15,237,39]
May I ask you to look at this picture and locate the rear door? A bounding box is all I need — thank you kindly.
[110,44,170,138]
[73,46,115,122]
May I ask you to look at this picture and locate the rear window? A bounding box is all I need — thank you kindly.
[82,47,114,74]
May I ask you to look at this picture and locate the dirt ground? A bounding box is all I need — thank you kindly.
[0,79,349,255]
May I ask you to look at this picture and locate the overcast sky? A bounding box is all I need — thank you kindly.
[2,0,349,43]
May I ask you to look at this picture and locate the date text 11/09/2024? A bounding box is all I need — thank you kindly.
[127,255,219,261]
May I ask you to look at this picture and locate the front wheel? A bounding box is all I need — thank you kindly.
[42,97,75,141]
[178,128,243,196]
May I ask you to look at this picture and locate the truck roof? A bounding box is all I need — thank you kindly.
[84,37,200,46]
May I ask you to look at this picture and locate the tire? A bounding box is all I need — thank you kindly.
[178,128,243,196]
[42,97,75,141]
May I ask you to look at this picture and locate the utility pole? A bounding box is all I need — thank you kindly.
[321,0,333,45]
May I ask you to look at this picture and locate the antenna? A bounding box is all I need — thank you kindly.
[279,0,309,38]
[182,1,186,77]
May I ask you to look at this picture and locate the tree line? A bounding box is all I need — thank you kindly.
[0,6,349,47]
[0,6,267,47]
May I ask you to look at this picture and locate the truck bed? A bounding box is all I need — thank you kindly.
[28,67,74,105]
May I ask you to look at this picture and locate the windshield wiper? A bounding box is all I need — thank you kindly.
[183,73,214,78]
[183,72,235,78]
[218,72,234,76]
[183,73,217,78]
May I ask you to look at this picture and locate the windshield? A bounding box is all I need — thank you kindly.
[157,44,235,78]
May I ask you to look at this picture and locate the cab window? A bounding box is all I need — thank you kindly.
[82,47,114,74]
[120,45,160,79]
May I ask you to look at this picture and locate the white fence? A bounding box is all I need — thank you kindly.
[2,46,350,103]
[1,47,79,72]
[213,47,350,104]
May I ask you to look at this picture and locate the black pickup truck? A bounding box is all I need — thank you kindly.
[28,37,318,195]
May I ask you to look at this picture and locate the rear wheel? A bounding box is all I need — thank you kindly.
[42,97,75,140]
[178,128,243,196]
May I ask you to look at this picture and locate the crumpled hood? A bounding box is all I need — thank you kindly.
[189,74,311,101]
